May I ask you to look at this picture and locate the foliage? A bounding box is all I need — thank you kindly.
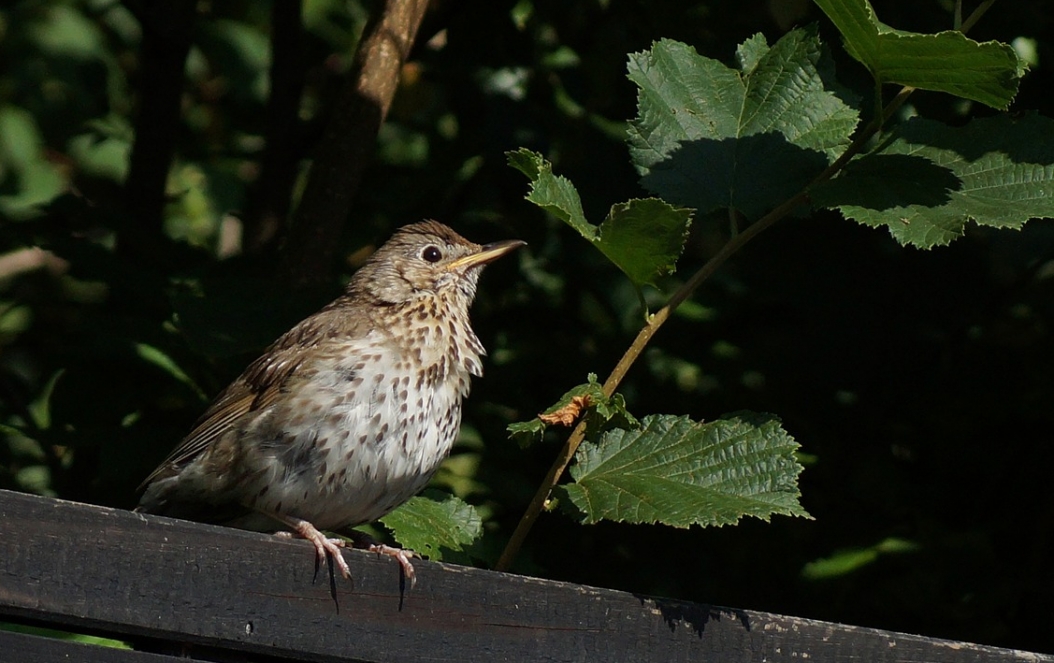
[502,1,1048,559]
[813,113,1054,246]
[507,149,693,287]
[2,0,1054,654]
[627,29,859,218]
[378,489,483,562]
[506,372,638,447]
[557,413,809,527]
[814,0,1024,108]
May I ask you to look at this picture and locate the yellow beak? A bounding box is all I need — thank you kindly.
[447,239,526,270]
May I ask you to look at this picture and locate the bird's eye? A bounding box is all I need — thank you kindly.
[421,245,443,263]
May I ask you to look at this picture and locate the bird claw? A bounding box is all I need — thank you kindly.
[367,543,417,587]
[275,520,351,579]
[273,518,416,587]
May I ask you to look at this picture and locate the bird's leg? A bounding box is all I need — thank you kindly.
[272,515,351,579]
[344,529,418,587]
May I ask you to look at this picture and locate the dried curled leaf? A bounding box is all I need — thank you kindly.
[538,395,593,427]
[507,374,638,447]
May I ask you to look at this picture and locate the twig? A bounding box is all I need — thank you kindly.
[120,0,198,266]
[242,0,308,253]
[278,0,431,287]
[961,0,996,34]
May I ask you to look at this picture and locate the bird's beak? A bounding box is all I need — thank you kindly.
[447,239,526,270]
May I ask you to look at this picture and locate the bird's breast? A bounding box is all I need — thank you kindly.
[237,327,480,529]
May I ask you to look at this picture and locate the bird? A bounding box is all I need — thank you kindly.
[136,220,524,583]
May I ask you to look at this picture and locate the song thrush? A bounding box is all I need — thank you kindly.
[137,220,524,582]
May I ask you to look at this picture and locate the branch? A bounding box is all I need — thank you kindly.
[278,0,431,287]
[119,0,198,266]
[961,0,996,33]
[242,0,308,253]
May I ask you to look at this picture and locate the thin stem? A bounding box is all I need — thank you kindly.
[961,0,996,34]
[874,78,884,133]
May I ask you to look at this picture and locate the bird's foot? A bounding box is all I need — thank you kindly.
[274,519,350,579]
[343,529,418,587]
[366,543,417,588]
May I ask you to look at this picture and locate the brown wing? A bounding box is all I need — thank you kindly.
[138,304,357,491]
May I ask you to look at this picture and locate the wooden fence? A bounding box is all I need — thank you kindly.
[1,488,1049,662]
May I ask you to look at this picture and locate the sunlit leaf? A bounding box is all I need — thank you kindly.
[814,0,1024,108]
[508,149,692,286]
[379,490,483,561]
[557,412,810,528]
[626,28,859,219]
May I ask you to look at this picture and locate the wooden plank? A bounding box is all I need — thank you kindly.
[0,629,178,663]
[0,489,1048,663]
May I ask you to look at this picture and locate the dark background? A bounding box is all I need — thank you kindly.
[2,0,1053,653]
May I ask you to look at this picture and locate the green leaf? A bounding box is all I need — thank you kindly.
[15,465,53,496]
[813,0,1024,109]
[507,149,692,287]
[378,489,483,562]
[213,19,271,88]
[0,106,66,220]
[556,412,810,528]
[812,114,1054,248]
[0,623,130,650]
[27,5,108,60]
[68,123,132,183]
[134,343,206,401]
[627,28,858,219]
[507,148,593,238]
[507,373,638,448]
[506,418,547,447]
[801,537,919,580]
[598,199,693,286]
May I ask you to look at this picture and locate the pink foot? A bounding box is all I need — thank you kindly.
[274,518,350,579]
[367,543,417,587]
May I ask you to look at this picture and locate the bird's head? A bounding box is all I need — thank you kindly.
[351,220,524,306]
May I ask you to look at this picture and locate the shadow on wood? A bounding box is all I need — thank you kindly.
[0,489,1048,662]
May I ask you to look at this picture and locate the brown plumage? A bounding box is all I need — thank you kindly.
[137,220,524,581]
